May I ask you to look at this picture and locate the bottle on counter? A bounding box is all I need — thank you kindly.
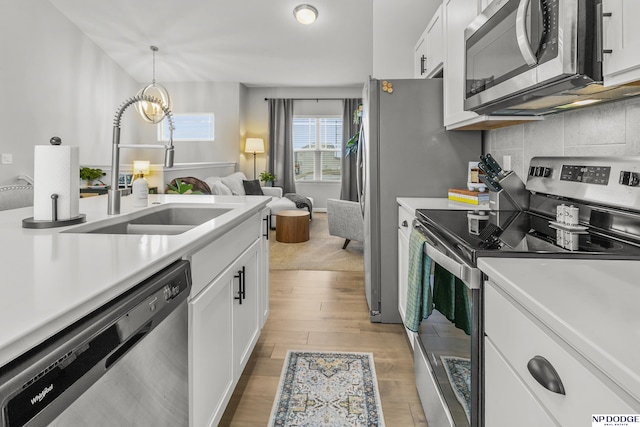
[132,173,149,207]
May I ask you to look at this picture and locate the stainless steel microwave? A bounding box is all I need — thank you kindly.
[463,0,604,116]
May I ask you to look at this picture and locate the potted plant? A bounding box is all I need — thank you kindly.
[345,104,362,157]
[79,167,105,187]
[166,179,204,195]
[259,171,276,186]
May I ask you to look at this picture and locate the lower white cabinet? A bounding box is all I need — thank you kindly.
[397,204,415,347]
[187,212,268,427]
[189,264,234,427]
[485,280,636,426]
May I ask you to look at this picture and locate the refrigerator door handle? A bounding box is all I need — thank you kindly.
[356,122,365,216]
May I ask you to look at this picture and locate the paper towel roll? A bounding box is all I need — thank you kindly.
[34,145,80,221]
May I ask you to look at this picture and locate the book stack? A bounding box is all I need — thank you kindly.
[448,188,490,205]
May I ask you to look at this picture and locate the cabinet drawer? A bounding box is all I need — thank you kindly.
[398,206,414,240]
[485,338,556,427]
[190,213,260,297]
[485,283,635,426]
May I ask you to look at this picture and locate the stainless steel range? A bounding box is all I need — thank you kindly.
[412,157,640,427]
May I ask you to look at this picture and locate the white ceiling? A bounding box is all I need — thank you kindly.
[48,0,374,87]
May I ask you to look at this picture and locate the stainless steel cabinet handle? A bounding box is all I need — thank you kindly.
[527,355,566,395]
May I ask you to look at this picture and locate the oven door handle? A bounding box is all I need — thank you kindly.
[414,221,482,289]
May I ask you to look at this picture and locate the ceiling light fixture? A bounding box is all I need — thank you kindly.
[293,4,318,25]
[135,46,172,124]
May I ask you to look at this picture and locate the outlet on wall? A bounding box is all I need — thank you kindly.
[1,153,13,165]
[502,155,511,171]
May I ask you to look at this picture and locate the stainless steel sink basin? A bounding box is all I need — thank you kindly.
[64,204,232,235]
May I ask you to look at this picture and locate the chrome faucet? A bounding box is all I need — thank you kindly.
[108,94,175,215]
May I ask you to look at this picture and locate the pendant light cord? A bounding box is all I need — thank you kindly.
[150,45,158,85]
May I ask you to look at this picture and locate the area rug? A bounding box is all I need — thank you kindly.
[269,351,385,427]
[440,356,471,423]
[269,212,364,271]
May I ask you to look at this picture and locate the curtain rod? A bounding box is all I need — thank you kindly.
[263,97,350,101]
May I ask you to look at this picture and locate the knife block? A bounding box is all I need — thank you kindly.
[489,171,529,211]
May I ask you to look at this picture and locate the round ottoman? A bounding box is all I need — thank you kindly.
[275,210,310,243]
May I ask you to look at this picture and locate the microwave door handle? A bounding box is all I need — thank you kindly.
[516,0,537,66]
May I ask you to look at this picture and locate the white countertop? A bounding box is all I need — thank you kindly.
[479,257,640,404]
[397,197,490,212]
[0,194,270,367]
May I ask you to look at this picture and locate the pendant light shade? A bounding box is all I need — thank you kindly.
[135,46,172,124]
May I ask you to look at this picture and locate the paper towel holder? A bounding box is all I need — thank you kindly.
[22,137,87,228]
[22,195,86,228]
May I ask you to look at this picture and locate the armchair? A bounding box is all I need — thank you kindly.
[327,198,364,249]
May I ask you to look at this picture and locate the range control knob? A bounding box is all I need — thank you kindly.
[542,167,552,177]
[619,171,640,186]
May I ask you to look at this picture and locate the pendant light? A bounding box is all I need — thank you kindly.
[135,46,172,124]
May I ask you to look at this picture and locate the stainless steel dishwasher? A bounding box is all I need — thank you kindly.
[0,259,191,427]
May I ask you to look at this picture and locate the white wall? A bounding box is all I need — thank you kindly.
[242,86,362,210]
[372,0,441,78]
[484,97,640,179]
[0,1,138,185]
[131,82,242,166]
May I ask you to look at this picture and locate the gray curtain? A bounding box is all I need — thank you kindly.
[268,99,296,194]
[340,98,362,201]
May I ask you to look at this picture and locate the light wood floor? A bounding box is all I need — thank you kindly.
[219,269,428,426]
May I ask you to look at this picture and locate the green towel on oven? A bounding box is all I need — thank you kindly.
[404,229,433,332]
[433,263,472,335]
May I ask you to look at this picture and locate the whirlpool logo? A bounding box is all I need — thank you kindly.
[592,414,640,427]
[30,384,54,405]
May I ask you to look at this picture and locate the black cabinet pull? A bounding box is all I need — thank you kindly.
[420,55,426,75]
[527,355,565,395]
[263,216,269,239]
[234,269,243,304]
[240,266,246,300]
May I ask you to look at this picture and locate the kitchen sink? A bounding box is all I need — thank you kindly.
[64,204,233,235]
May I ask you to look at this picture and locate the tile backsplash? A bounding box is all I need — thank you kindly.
[484,97,640,180]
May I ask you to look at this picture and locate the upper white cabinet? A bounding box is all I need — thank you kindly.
[414,27,428,79]
[415,5,444,79]
[442,0,542,130]
[602,0,640,86]
[425,5,444,78]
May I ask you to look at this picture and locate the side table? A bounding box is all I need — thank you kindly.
[275,210,310,243]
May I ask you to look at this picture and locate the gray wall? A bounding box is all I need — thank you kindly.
[484,97,640,180]
[0,1,138,185]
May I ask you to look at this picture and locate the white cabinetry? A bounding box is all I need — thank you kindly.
[485,281,636,427]
[425,5,444,78]
[414,28,428,79]
[188,212,267,427]
[415,5,443,79]
[397,203,416,347]
[442,0,541,130]
[602,0,640,86]
[259,207,270,328]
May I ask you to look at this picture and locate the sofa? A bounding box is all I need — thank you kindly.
[199,172,313,229]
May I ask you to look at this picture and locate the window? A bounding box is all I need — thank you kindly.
[292,116,343,181]
[158,113,215,141]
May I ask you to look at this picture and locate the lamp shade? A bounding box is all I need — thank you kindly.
[133,160,150,175]
[245,138,265,154]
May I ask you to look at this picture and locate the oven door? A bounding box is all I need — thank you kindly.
[413,220,483,427]
[464,0,573,113]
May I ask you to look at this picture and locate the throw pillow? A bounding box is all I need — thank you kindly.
[213,181,233,195]
[221,172,248,195]
[242,179,264,195]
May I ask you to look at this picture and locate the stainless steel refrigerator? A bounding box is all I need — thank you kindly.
[358,78,482,323]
